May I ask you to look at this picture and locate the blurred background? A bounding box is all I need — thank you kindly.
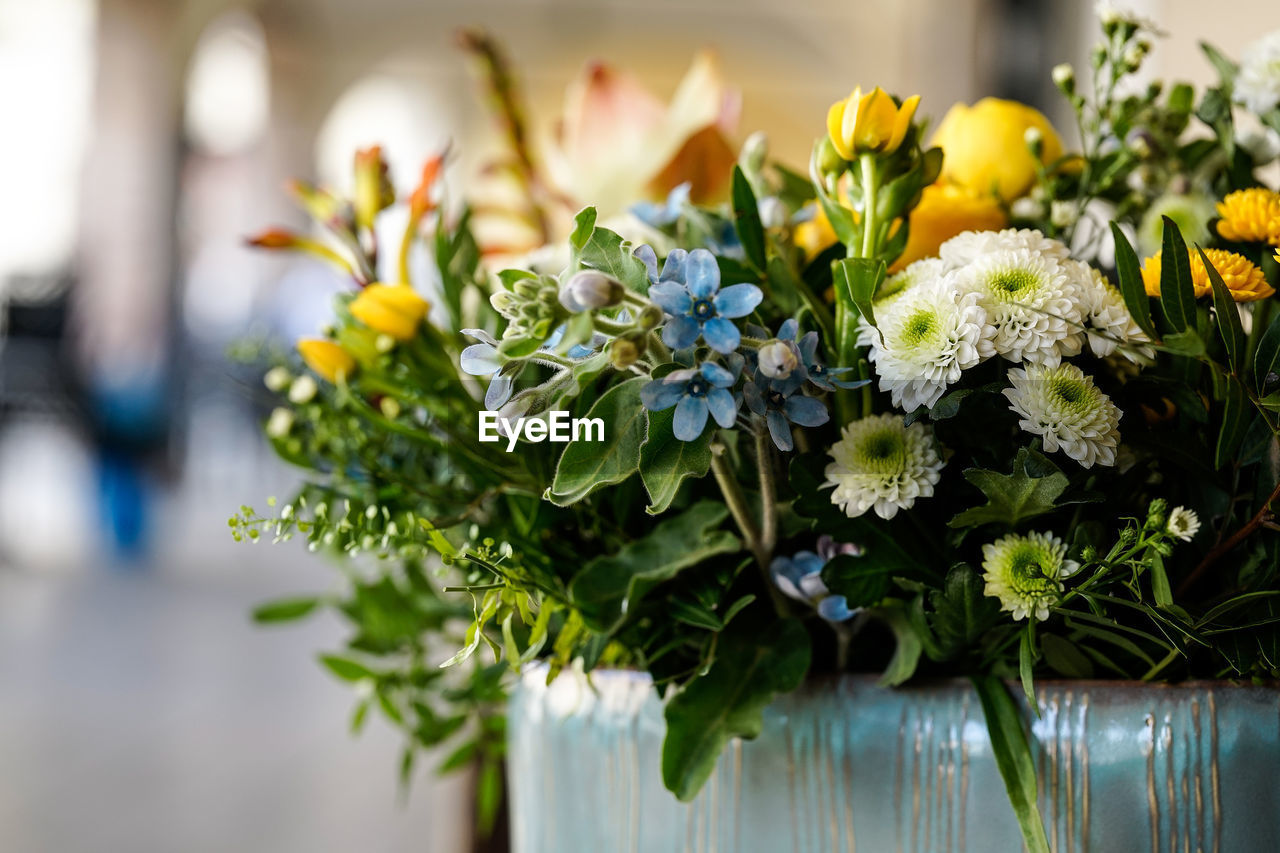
[0,0,1272,850]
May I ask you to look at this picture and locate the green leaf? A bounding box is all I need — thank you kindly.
[972,675,1051,853]
[1160,329,1206,357]
[1110,223,1159,340]
[1216,376,1249,469]
[319,653,376,682]
[1041,634,1095,678]
[874,602,923,686]
[930,564,1000,652]
[1158,217,1196,332]
[1200,41,1239,82]
[252,596,321,623]
[579,224,651,293]
[496,268,536,291]
[569,206,597,251]
[821,554,893,608]
[1253,312,1280,396]
[1202,247,1245,373]
[731,166,767,273]
[569,502,740,631]
[948,448,1069,529]
[834,257,887,333]
[639,408,713,515]
[547,377,648,505]
[1019,626,1038,712]
[1148,548,1173,608]
[661,617,810,801]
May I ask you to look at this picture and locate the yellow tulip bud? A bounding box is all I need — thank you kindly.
[353,146,394,231]
[826,87,921,160]
[349,283,431,342]
[930,98,1063,202]
[890,183,1007,271]
[297,338,356,383]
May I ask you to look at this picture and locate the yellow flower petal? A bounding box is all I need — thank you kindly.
[890,182,1008,271]
[297,339,356,383]
[1215,188,1280,245]
[930,98,1063,202]
[350,283,430,341]
[1141,248,1273,302]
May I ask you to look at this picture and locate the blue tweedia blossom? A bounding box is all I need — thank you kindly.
[460,327,597,410]
[769,549,855,623]
[777,319,867,392]
[641,247,762,354]
[743,369,829,452]
[640,361,740,441]
[630,182,691,228]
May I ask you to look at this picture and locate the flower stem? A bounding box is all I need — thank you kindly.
[755,427,778,560]
[711,439,788,616]
[859,155,880,259]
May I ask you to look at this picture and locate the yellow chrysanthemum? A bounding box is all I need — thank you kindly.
[1141,248,1274,303]
[1215,188,1280,245]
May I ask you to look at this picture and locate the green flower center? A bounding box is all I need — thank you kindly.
[901,309,939,346]
[1049,376,1092,410]
[989,268,1039,300]
[856,428,906,473]
[1006,544,1060,597]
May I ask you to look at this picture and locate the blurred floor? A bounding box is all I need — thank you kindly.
[0,406,473,853]
[0,559,471,853]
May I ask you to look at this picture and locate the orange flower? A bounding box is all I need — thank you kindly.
[890,183,1008,271]
[1141,248,1273,302]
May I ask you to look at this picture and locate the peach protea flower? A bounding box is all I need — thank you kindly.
[1215,188,1280,245]
[1141,248,1274,302]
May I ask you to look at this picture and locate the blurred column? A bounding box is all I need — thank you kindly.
[73,0,186,558]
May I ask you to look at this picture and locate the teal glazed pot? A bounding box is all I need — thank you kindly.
[507,669,1280,852]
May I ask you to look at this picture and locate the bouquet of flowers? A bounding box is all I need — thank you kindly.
[236,9,1280,848]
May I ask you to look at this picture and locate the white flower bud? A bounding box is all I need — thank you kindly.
[375,333,396,353]
[264,366,292,392]
[288,375,318,404]
[758,341,800,379]
[560,271,625,312]
[1010,197,1044,221]
[379,396,401,419]
[741,131,769,172]
[1052,63,1075,91]
[1050,201,1078,229]
[265,407,294,438]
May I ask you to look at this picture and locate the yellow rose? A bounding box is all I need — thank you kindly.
[297,339,356,383]
[929,98,1063,202]
[1141,248,1274,302]
[794,205,839,259]
[349,283,431,342]
[827,87,921,160]
[891,183,1008,271]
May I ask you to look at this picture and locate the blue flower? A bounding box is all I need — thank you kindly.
[630,182,691,228]
[769,548,855,623]
[460,327,597,410]
[642,248,762,354]
[743,370,829,452]
[641,360,740,441]
[793,328,866,392]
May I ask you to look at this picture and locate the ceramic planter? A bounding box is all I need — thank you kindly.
[507,669,1279,852]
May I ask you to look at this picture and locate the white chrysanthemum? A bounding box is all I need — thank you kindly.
[952,247,1084,366]
[1080,266,1153,362]
[939,228,1072,270]
[855,259,948,340]
[982,530,1081,622]
[859,277,997,410]
[824,414,944,520]
[1235,30,1280,115]
[1166,507,1201,543]
[1004,363,1122,467]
